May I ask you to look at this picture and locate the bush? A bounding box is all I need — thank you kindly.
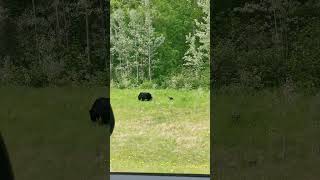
[239,69,263,90]
[168,73,188,89]
[139,81,157,89]
[0,57,31,86]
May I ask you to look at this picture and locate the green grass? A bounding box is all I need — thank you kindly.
[213,89,320,179]
[2,86,318,179]
[0,86,111,180]
[110,88,210,173]
[0,86,210,179]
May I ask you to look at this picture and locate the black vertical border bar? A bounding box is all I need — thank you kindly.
[100,0,111,180]
[209,0,214,179]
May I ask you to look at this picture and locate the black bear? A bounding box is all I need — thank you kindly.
[89,97,115,136]
[168,96,174,100]
[0,133,14,180]
[138,92,152,101]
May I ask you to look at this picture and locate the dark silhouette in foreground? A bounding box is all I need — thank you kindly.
[89,97,115,136]
[0,133,14,180]
[138,92,153,101]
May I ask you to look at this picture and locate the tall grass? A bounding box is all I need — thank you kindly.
[213,88,320,179]
[0,87,110,180]
[2,86,317,179]
[0,86,210,179]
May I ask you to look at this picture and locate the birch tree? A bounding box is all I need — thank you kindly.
[111,8,133,84]
[78,0,92,65]
[141,0,165,81]
[32,0,41,63]
[111,1,164,85]
[128,9,143,82]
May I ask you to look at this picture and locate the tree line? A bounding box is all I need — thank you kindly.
[110,0,209,89]
[0,0,210,89]
[1,0,319,92]
[212,0,320,93]
[0,0,109,87]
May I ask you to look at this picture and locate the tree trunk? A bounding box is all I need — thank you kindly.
[134,38,139,82]
[192,0,196,34]
[137,63,139,82]
[100,0,110,76]
[273,7,278,43]
[272,0,278,43]
[61,0,69,48]
[55,0,60,40]
[85,0,91,65]
[148,47,151,81]
[110,54,113,80]
[32,0,40,63]
[126,53,129,73]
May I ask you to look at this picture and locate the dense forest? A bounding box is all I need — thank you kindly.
[213,0,320,93]
[0,0,109,87]
[0,0,319,91]
[110,0,209,89]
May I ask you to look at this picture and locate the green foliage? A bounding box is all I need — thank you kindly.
[1,0,108,87]
[212,0,320,91]
[167,67,209,90]
[1,0,319,91]
[179,0,210,89]
[152,0,203,81]
[139,80,157,89]
[111,0,165,85]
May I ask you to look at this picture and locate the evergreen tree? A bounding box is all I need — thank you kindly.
[183,0,210,78]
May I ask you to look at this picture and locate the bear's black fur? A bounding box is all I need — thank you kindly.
[89,97,115,135]
[138,92,152,101]
[0,133,14,180]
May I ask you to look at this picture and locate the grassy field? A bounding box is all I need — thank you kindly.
[110,88,210,173]
[213,89,320,179]
[2,86,319,179]
[0,86,210,179]
[0,87,110,180]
